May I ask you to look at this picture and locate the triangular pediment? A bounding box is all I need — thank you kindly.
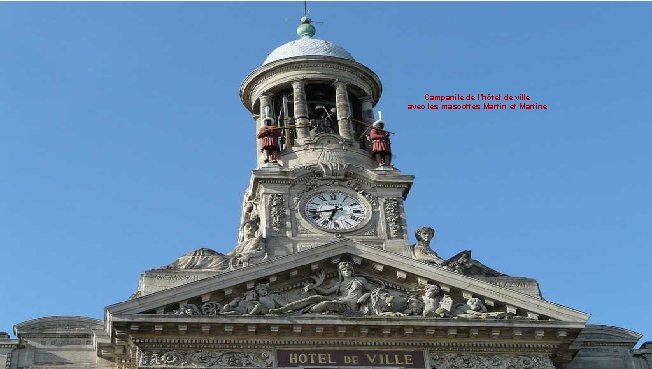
[107,240,588,327]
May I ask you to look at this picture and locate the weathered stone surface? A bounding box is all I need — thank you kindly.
[1,333,19,369]
[429,353,555,369]
[559,325,645,369]
[134,268,221,298]
[10,317,115,369]
[139,350,272,368]
[475,276,543,298]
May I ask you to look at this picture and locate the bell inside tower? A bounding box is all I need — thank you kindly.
[269,82,369,150]
[305,83,338,135]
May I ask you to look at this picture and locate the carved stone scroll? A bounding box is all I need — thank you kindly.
[139,350,273,368]
[429,353,554,369]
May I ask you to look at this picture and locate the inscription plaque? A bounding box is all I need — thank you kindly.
[277,350,425,368]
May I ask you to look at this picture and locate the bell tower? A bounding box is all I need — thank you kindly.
[237,17,415,262]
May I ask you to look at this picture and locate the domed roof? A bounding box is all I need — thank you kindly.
[262,17,355,65]
[263,38,355,65]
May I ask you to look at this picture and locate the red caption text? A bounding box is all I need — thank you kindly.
[408,93,548,111]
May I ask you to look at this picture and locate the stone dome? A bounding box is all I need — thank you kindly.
[262,38,355,65]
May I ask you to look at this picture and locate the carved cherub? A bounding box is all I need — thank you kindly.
[420,284,450,318]
[413,227,446,266]
[248,283,287,315]
[452,297,506,320]
[221,290,260,315]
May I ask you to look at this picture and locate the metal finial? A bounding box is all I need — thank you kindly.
[296,1,318,38]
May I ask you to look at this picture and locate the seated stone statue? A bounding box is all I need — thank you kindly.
[230,220,267,268]
[413,227,446,266]
[270,261,376,315]
[452,297,506,319]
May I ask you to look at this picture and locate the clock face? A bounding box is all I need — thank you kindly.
[303,190,368,231]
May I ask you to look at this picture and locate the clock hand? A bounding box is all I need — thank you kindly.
[328,206,343,221]
[312,208,338,213]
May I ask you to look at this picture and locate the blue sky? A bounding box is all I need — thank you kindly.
[1,2,650,345]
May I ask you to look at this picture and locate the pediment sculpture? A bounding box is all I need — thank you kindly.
[171,260,536,320]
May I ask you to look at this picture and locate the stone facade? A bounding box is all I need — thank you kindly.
[4,14,649,369]
[5,318,114,369]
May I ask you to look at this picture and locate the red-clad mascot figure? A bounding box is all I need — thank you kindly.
[257,117,283,164]
[369,120,392,166]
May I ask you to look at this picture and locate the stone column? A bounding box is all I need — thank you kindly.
[335,81,354,140]
[292,80,310,143]
[257,94,274,165]
[360,96,375,123]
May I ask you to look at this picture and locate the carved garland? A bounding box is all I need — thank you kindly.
[429,353,554,369]
[384,198,403,238]
[139,350,272,368]
[269,194,285,233]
